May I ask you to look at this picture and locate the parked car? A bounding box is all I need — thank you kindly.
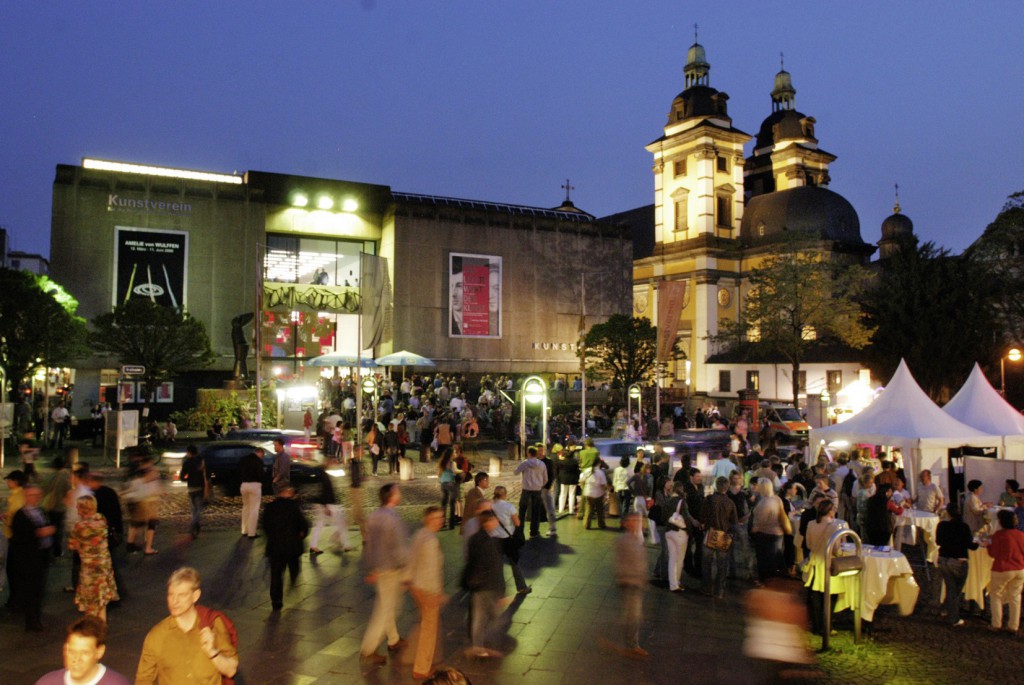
[200,440,322,495]
[224,428,322,459]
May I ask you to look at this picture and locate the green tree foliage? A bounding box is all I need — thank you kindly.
[90,299,214,403]
[711,230,873,406]
[865,234,997,401]
[582,314,669,388]
[0,268,88,398]
[966,191,1024,348]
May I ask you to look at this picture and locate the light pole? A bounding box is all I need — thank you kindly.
[361,376,378,426]
[628,383,642,437]
[0,363,6,468]
[520,375,548,457]
[820,388,831,427]
[1001,348,1022,396]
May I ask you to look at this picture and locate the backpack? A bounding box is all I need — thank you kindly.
[195,605,238,685]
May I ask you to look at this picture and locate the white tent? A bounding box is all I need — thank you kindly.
[944,363,1024,460]
[810,360,1000,493]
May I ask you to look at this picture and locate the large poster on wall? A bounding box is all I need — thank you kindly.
[113,227,188,308]
[449,253,501,338]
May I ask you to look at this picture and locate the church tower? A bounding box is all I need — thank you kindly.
[878,185,915,259]
[745,62,836,199]
[640,35,750,391]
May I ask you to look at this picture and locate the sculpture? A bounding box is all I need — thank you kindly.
[231,313,255,380]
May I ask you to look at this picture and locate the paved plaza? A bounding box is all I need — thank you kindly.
[2,445,1024,684]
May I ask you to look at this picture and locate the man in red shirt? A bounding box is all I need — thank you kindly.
[986,509,1024,634]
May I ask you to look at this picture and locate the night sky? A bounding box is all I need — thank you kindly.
[3,2,1023,260]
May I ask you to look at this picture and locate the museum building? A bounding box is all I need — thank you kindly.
[50,159,631,411]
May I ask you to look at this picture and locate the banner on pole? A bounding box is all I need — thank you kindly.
[656,280,687,362]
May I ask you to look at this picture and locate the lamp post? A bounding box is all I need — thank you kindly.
[0,363,6,468]
[628,383,642,436]
[520,375,548,458]
[361,376,378,426]
[822,527,865,651]
[819,388,831,428]
[1001,348,1022,396]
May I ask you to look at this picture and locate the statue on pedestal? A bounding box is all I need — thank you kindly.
[231,313,255,381]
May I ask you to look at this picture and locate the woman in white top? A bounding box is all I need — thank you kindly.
[490,486,530,594]
[750,478,792,584]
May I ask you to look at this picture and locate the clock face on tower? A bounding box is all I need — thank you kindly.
[717,288,731,307]
[633,292,649,315]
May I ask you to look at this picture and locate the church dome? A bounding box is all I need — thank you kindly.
[685,43,709,72]
[740,186,864,246]
[755,109,816,150]
[881,211,913,240]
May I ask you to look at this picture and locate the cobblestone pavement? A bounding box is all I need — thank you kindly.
[2,439,1024,684]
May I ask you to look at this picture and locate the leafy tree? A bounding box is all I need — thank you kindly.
[90,299,214,404]
[966,191,1024,347]
[0,268,88,399]
[865,234,997,401]
[711,230,873,406]
[581,314,672,389]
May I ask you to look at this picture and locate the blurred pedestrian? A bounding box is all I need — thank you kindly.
[10,484,55,631]
[239,447,265,539]
[614,513,649,657]
[67,495,118,622]
[407,505,447,679]
[180,445,209,539]
[461,510,507,658]
[360,483,410,666]
[262,486,309,611]
[309,469,350,557]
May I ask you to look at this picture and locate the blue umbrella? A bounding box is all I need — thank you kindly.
[307,351,378,368]
[374,350,436,367]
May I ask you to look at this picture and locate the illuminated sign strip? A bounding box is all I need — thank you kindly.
[83,158,243,185]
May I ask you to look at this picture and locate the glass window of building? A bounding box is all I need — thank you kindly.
[719,370,731,392]
[746,370,759,391]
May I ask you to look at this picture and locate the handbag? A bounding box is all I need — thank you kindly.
[668,501,687,530]
[705,528,734,552]
[498,518,525,552]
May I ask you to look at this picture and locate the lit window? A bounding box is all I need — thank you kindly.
[746,370,759,391]
[801,326,817,341]
[747,325,761,342]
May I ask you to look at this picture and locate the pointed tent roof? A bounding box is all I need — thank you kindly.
[810,359,1000,450]
[944,363,1024,435]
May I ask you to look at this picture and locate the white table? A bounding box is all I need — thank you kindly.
[894,509,939,564]
[833,547,919,622]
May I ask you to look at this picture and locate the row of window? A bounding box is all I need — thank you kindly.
[719,369,843,394]
[673,196,732,231]
[672,154,731,178]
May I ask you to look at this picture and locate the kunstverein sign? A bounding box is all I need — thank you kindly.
[113,227,188,309]
[656,280,687,362]
[449,253,502,338]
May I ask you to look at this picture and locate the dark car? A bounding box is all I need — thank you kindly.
[224,428,322,459]
[200,440,321,495]
[658,428,733,458]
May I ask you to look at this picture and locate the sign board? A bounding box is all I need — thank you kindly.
[122,365,146,376]
[113,227,189,309]
[105,411,139,449]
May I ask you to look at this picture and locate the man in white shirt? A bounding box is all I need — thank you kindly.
[50,402,70,449]
[580,464,609,530]
[514,447,548,538]
[915,470,945,514]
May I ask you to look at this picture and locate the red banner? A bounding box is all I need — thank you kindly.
[657,280,687,361]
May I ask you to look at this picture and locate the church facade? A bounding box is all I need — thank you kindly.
[609,41,909,407]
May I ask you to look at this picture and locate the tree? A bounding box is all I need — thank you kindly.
[711,230,873,406]
[864,234,997,401]
[0,268,88,399]
[582,314,670,389]
[90,299,214,403]
[966,191,1024,347]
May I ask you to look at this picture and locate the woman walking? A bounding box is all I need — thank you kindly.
[750,478,792,584]
[68,495,118,622]
[438,450,460,529]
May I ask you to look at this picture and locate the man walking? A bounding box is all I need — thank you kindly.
[271,438,290,494]
[35,616,130,685]
[539,445,558,537]
[240,447,265,538]
[514,447,547,538]
[614,513,649,658]
[462,510,507,658]
[180,445,209,539]
[10,485,55,631]
[407,505,447,679]
[580,462,609,530]
[701,476,738,599]
[50,401,70,449]
[360,483,410,666]
[262,485,309,611]
[136,567,238,684]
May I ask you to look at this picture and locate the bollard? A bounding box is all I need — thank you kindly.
[489,456,502,477]
[399,457,415,481]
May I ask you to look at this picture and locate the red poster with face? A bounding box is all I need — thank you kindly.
[461,263,490,335]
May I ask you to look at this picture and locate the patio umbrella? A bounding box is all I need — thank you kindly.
[307,351,378,368]
[374,349,435,382]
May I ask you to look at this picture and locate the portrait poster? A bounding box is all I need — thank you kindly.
[118,381,136,404]
[154,382,174,404]
[449,253,501,338]
[113,227,188,309]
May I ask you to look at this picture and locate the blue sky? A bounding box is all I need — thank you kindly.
[2,1,1022,258]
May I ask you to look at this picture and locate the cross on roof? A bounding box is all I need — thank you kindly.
[694,23,699,43]
[780,51,785,70]
[561,179,575,203]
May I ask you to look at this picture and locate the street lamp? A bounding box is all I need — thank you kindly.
[0,363,6,468]
[520,375,548,458]
[1002,348,1022,396]
[627,383,642,436]
[361,376,378,425]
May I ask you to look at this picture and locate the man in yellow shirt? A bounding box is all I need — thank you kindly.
[136,567,238,684]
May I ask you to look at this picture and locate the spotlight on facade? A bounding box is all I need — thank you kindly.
[317,195,334,210]
[292,193,309,208]
[342,198,359,212]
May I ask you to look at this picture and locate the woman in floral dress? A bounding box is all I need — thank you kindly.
[68,495,118,622]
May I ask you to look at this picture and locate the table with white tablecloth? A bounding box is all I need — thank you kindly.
[894,509,939,564]
[832,547,920,622]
